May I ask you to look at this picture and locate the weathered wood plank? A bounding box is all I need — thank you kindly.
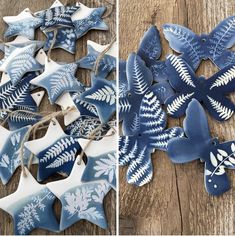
[0,0,116,235]
[119,0,235,234]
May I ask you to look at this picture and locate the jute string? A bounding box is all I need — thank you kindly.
[93,36,116,75]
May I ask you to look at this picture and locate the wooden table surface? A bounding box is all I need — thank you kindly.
[0,0,116,235]
[119,0,235,235]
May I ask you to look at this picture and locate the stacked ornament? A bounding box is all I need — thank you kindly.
[119,17,235,196]
[0,0,117,235]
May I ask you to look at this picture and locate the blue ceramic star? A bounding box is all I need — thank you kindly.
[119,91,184,186]
[0,72,43,119]
[119,53,174,136]
[77,40,117,78]
[3,8,43,39]
[165,54,235,121]
[24,119,81,181]
[38,5,80,31]
[168,99,235,196]
[43,27,77,54]
[71,91,99,117]
[0,44,42,85]
[0,168,59,235]
[0,125,31,184]
[65,115,113,140]
[163,15,235,70]
[80,75,116,123]
[79,130,116,189]
[72,3,108,38]
[47,157,111,230]
[7,111,42,131]
[30,58,83,104]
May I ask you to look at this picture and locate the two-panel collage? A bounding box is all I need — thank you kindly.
[0,0,235,235]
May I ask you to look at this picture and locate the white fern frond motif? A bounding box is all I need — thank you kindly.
[46,148,77,168]
[210,17,235,59]
[132,56,149,94]
[164,26,202,65]
[50,64,77,99]
[167,93,194,115]
[10,112,40,123]
[167,54,196,87]
[85,85,115,105]
[119,98,131,113]
[207,96,233,120]
[130,113,140,133]
[40,137,78,163]
[1,84,29,110]
[210,65,235,89]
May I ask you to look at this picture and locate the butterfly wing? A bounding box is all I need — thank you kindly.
[127,53,153,95]
[137,25,162,66]
[165,54,199,117]
[208,15,235,68]
[204,141,235,195]
[167,99,211,163]
[163,24,203,69]
[119,135,153,186]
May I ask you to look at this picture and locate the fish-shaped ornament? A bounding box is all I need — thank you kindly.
[119,91,183,186]
[163,15,235,70]
[168,99,235,196]
[165,54,235,121]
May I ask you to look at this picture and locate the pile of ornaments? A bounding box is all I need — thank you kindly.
[0,0,117,235]
[119,16,235,196]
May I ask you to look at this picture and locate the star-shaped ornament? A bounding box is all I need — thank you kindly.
[0,44,43,85]
[46,156,111,231]
[24,119,81,181]
[72,3,109,38]
[0,72,45,120]
[78,40,117,78]
[30,57,83,104]
[0,125,31,184]
[0,168,59,235]
[55,92,81,126]
[79,128,117,189]
[3,8,43,39]
[80,74,116,123]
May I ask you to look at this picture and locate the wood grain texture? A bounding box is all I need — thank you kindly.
[0,0,116,235]
[119,0,235,235]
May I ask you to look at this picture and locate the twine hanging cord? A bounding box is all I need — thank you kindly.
[0,108,116,177]
[93,36,116,76]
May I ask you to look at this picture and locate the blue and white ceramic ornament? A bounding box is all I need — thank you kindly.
[37,4,79,31]
[78,40,117,78]
[0,72,44,120]
[46,156,111,231]
[165,54,235,121]
[24,119,81,181]
[72,2,109,38]
[30,57,83,104]
[163,16,235,70]
[0,168,59,235]
[80,74,116,123]
[66,116,113,140]
[119,91,184,186]
[79,128,117,190]
[119,53,173,136]
[0,125,31,184]
[168,99,235,196]
[0,44,42,85]
[3,8,43,40]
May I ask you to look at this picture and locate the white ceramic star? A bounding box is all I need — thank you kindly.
[30,57,82,104]
[3,8,42,39]
[0,168,59,234]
